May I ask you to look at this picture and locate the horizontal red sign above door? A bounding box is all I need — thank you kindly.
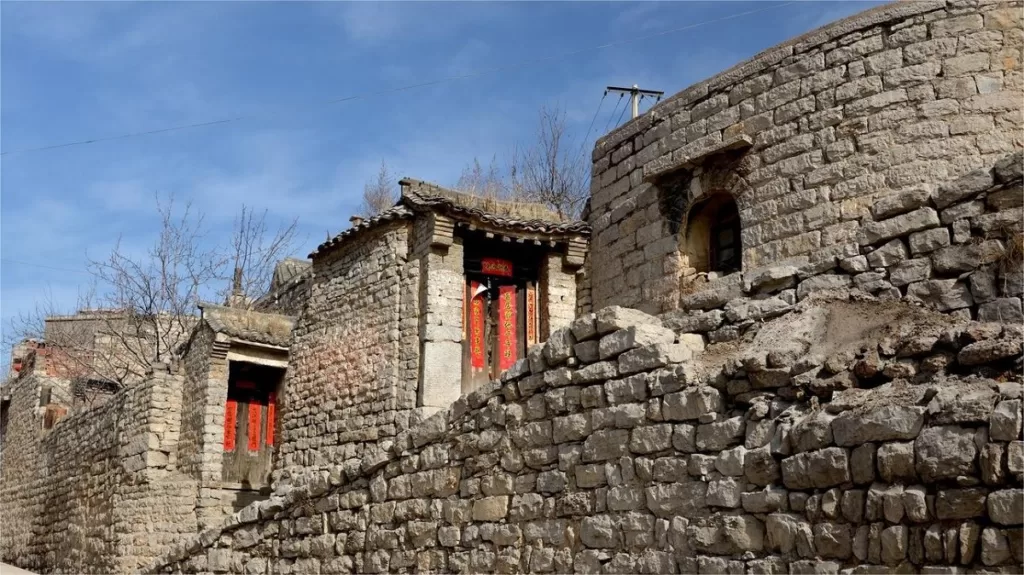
[481,257,513,277]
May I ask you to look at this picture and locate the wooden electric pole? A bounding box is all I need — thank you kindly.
[606,84,665,119]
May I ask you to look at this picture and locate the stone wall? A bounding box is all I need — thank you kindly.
[276,222,423,486]
[0,367,198,573]
[587,0,1023,314]
[151,300,1023,574]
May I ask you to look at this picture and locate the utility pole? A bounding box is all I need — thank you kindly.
[606,84,665,119]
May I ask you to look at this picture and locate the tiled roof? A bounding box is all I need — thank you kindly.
[310,178,590,259]
[199,303,296,348]
[309,205,414,258]
[400,180,591,236]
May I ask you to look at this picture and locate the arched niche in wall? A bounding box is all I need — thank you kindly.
[657,152,751,281]
[683,192,742,276]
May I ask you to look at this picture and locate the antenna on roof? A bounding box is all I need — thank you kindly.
[606,84,665,119]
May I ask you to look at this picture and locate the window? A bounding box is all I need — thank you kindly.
[684,193,742,275]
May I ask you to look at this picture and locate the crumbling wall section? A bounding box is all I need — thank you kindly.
[276,222,422,486]
[151,303,1023,574]
[0,367,198,574]
[588,0,1023,314]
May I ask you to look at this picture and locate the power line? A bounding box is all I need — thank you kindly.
[614,97,630,129]
[603,94,626,135]
[1,1,797,157]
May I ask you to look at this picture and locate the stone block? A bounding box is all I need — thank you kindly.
[871,186,932,220]
[866,239,909,268]
[832,406,926,446]
[915,426,977,482]
[543,328,576,366]
[978,298,1024,324]
[958,338,1023,366]
[933,167,994,208]
[744,265,799,293]
[858,208,940,245]
[931,240,1005,274]
[695,417,746,452]
[659,309,724,333]
[906,279,974,312]
[890,258,931,286]
[796,274,852,300]
[935,488,987,520]
[908,228,951,256]
[618,343,692,375]
[782,447,850,489]
[472,496,509,522]
[878,441,917,483]
[663,387,722,422]
[991,400,1023,442]
[570,313,599,341]
[988,489,1023,526]
[595,306,663,334]
[598,324,675,360]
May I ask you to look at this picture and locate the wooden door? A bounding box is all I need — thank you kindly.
[222,380,276,487]
[463,275,539,393]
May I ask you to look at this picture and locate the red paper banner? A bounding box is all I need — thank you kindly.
[498,285,517,371]
[247,402,262,452]
[470,282,486,369]
[224,399,237,451]
[526,285,537,346]
[266,392,276,446]
[481,258,513,277]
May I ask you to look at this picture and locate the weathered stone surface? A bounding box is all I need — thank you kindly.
[890,258,931,286]
[858,208,940,245]
[797,275,853,300]
[659,309,724,333]
[958,338,1023,366]
[878,441,917,483]
[915,426,978,482]
[906,279,974,311]
[832,406,925,446]
[991,400,1023,442]
[866,239,909,268]
[543,328,577,366]
[931,241,1005,274]
[745,265,799,293]
[908,228,950,255]
[935,488,987,520]
[988,489,1024,526]
[619,343,692,375]
[933,167,994,208]
[595,306,663,335]
[782,447,850,489]
[598,324,676,360]
[663,387,722,422]
[872,187,931,220]
[978,298,1024,324]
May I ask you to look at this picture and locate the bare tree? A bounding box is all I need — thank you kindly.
[3,193,303,391]
[508,105,589,219]
[454,155,506,200]
[360,160,398,217]
[84,194,224,384]
[448,105,589,219]
[223,206,300,309]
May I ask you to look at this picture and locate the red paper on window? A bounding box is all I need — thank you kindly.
[470,282,486,369]
[526,285,537,346]
[247,403,262,452]
[498,285,517,371]
[223,399,237,451]
[481,257,513,277]
[266,392,276,446]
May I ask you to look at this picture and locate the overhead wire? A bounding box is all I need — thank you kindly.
[603,94,626,135]
[1,1,798,157]
[613,97,630,129]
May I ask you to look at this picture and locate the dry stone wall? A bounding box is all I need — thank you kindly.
[276,222,423,486]
[151,301,1023,574]
[0,367,198,574]
[587,0,1023,314]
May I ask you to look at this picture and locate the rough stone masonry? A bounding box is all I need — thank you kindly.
[151,300,1023,574]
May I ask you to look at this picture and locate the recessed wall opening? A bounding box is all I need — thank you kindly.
[684,193,742,275]
[222,361,284,488]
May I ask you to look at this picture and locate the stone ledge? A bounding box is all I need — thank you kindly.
[644,134,754,182]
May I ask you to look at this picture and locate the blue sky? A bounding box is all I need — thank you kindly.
[1,0,883,356]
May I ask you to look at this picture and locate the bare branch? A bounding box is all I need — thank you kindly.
[360,160,398,217]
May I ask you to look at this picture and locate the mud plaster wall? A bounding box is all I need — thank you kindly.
[587,0,1024,314]
[0,368,199,574]
[151,302,1023,574]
